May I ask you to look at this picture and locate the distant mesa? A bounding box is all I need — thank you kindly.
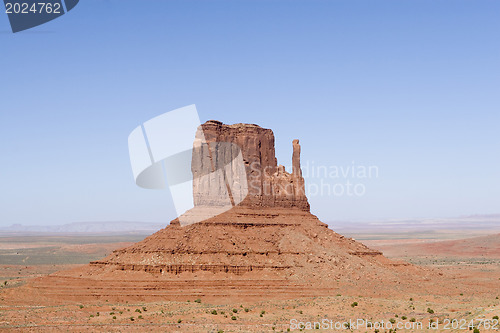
[0,222,164,235]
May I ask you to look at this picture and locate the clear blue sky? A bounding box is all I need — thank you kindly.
[1,0,499,226]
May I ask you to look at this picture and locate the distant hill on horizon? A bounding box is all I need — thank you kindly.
[1,214,498,237]
[328,214,500,239]
[411,233,500,258]
[364,233,500,259]
[0,221,166,235]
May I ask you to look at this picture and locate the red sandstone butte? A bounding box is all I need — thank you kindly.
[13,121,445,304]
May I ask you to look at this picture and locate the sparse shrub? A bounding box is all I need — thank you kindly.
[244,308,249,312]
[220,311,225,315]
[427,308,434,314]
[389,318,396,324]
[261,310,266,315]
[177,319,182,323]
[96,312,100,316]
[298,310,303,314]
[409,298,413,301]
[138,315,143,319]
[232,308,238,313]
[194,298,201,303]
[135,309,141,313]
[217,330,224,333]
[260,314,263,317]
[473,328,480,333]
[130,317,134,321]
[89,315,94,318]
[231,316,237,320]
[351,302,358,307]
[211,310,218,315]
[410,318,416,322]
[493,315,499,320]
[112,316,116,319]
[79,305,84,309]
[142,306,147,312]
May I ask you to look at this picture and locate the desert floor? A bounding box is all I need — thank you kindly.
[0,232,499,332]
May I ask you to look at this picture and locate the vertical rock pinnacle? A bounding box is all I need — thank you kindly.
[292,139,302,178]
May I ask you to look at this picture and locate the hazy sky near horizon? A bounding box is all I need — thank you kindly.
[1,0,499,226]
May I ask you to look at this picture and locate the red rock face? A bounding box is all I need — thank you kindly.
[192,120,309,211]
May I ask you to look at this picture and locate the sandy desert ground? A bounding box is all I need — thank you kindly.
[0,231,499,332]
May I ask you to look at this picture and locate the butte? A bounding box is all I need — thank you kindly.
[20,121,440,303]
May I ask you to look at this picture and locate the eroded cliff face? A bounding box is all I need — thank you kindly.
[192,120,310,211]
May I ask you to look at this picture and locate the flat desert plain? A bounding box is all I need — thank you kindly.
[0,231,499,332]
